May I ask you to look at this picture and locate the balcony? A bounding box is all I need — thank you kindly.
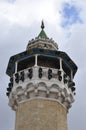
[6,66,75,97]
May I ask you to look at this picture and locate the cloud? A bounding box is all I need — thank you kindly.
[0,0,85,29]
[0,0,61,27]
[0,0,16,3]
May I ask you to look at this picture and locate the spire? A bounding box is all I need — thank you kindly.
[41,20,45,30]
[38,21,48,39]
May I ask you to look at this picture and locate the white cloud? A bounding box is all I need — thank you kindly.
[0,0,85,28]
[0,0,62,27]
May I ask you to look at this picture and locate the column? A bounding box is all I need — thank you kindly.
[60,58,62,70]
[15,62,18,73]
[35,55,38,66]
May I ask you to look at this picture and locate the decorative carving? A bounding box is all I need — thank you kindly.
[8,66,75,111]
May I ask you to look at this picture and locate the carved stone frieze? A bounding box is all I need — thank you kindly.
[8,81,74,111]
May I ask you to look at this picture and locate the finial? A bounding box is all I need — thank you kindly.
[41,20,45,29]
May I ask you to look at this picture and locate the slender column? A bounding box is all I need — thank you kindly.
[35,55,38,66]
[15,62,18,73]
[60,58,62,70]
[59,58,64,82]
[71,70,73,80]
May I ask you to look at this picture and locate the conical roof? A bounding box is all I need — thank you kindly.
[38,29,48,39]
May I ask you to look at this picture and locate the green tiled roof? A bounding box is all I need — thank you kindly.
[38,29,48,39]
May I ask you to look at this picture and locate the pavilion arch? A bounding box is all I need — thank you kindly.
[37,82,47,91]
[49,84,60,93]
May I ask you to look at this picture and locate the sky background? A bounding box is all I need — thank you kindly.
[0,0,86,130]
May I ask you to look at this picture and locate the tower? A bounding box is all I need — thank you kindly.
[6,22,78,130]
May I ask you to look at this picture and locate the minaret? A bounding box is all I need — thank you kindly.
[6,22,78,130]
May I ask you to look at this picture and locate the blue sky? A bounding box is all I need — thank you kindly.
[0,0,86,130]
[61,2,83,28]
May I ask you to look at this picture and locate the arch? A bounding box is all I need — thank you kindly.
[50,84,60,93]
[26,83,34,92]
[16,86,24,97]
[69,93,74,102]
[37,82,47,91]
[63,88,68,97]
[16,86,23,92]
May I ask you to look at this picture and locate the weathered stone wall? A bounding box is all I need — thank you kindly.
[15,98,67,130]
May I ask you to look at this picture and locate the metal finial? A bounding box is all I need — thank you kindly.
[41,20,45,29]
